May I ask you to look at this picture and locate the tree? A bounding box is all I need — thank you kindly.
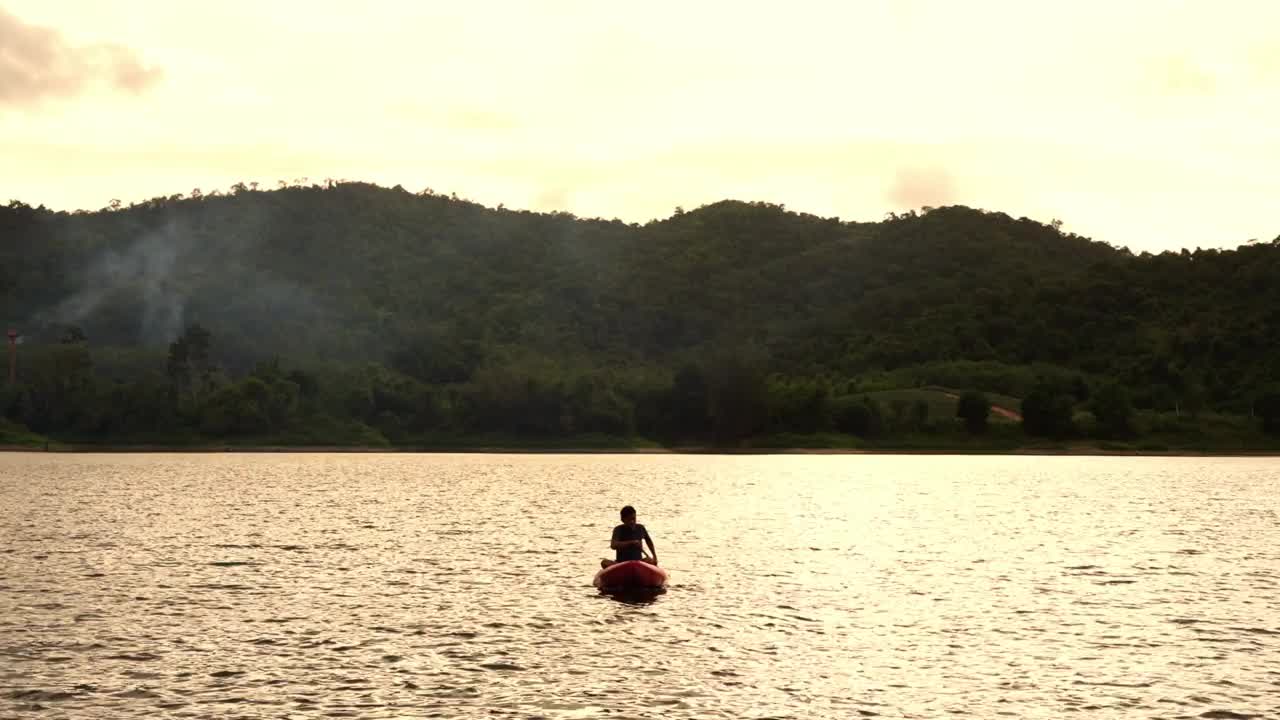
[704,349,770,444]
[167,324,214,408]
[58,325,87,344]
[665,364,709,439]
[5,181,1280,449]
[564,376,634,436]
[832,396,884,436]
[14,343,94,432]
[956,391,990,433]
[910,399,930,431]
[1181,379,1207,419]
[766,378,831,434]
[1258,387,1280,435]
[200,381,270,435]
[1090,383,1134,438]
[1022,383,1075,437]
[287,369,320,402]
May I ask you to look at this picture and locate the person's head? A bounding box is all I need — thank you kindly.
[620,505,637,525]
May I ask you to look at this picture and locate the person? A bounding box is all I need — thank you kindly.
[601,505,657,568]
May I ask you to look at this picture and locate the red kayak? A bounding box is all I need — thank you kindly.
[593,560,669,590]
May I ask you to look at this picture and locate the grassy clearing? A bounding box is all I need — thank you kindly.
[921,385,1023,414]
[861,387,1023,424]
[861,388,960,422]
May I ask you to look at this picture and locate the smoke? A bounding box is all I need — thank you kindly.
[0,7,162,108]
[887,167,956,210]
[37,223,192,344]
[33,210,338,360]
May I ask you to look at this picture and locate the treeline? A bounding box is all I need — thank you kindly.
[4,325,1279,447]
[3,182,1280,447]
[0,327,936,444]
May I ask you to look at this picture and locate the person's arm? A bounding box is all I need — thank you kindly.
[643,527,657,564]
[610,527,642,550]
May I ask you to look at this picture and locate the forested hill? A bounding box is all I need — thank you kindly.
[2,182,1279,446]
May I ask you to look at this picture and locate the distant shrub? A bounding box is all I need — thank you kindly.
[1072,410,1098,437]
[1090,383,1135,438]
[1022,383,1076,437]
[956,391,990,434]
[1258,388,1280,435]
[1146,412,1183,433]
[832,396,884,436]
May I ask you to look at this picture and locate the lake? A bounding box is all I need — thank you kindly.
[1,453,1277,718]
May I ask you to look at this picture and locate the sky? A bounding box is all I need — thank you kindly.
[2,1,1278,253]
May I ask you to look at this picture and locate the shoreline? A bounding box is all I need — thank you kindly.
[2,443,1278,457]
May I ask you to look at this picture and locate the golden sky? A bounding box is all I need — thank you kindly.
[3,1,1277,252]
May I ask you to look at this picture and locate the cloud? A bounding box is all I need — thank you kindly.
[0,7,161,107]
[886,167,956,210]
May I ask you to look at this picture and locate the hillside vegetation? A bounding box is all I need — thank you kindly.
[3,182,1279,450]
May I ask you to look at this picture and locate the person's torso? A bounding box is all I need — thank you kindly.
[614,523,647,560]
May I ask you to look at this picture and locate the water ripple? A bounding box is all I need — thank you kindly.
[1,453,1278,718]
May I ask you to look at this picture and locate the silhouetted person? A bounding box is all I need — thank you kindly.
[600,505,657,568]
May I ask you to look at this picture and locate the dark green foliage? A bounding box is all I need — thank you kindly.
[1258,387,1280,435]
[11,343,94,432]
[1180,380,1207,419]
[1021,384,1076,438]
[167,324,213,408]
[704,347,771,443]
[287,369,320,402]
[957,391,990,434]
[1090,383,1135,438]
[832,396,884,436]
[97,379,175,435]
[200,381,269,435]
[660,365,710,440]
[911,399,930,430]
[766,378,832,434]
[2,186,1279,447]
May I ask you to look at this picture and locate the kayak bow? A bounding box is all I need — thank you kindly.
[593,560,669,591]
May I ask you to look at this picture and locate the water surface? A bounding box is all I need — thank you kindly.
[2,453,1278,718]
